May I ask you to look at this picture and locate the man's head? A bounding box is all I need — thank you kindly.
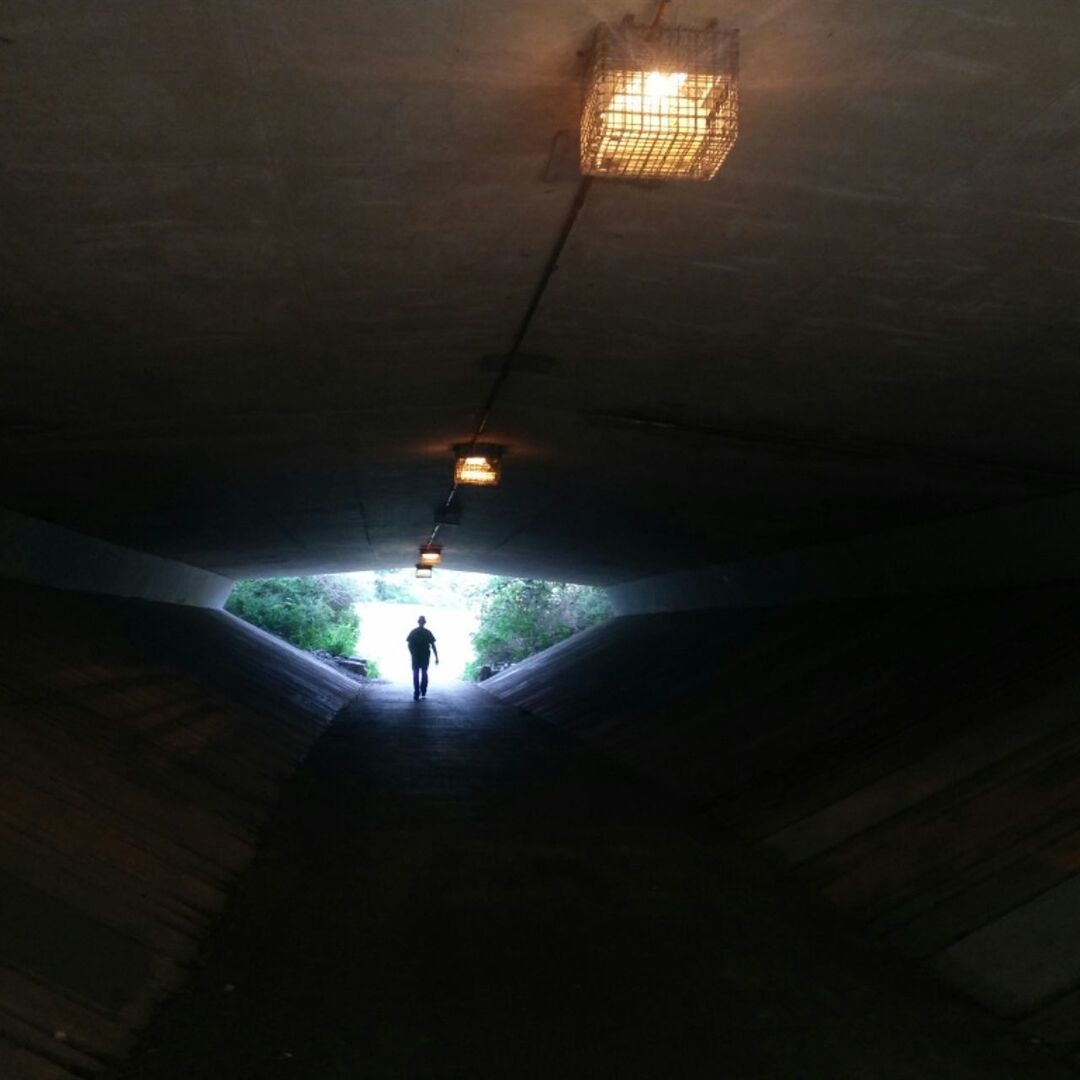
[417,616,426,626]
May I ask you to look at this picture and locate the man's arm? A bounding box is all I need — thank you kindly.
[431,636,439,665]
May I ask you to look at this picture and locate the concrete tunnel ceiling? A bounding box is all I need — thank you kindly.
[1,2,1078,584]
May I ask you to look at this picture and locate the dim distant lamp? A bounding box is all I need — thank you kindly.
[581,22,738,181]
[453,443,503,487]
[418,544,443,566]
[415,563,433,579]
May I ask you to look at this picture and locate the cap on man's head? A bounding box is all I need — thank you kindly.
[417,616,426,625]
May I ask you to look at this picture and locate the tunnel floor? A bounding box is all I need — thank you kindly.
[111,679,1070,1079]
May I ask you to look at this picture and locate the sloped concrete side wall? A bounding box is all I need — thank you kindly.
[0,508,231,608]
[0,581,359,1079]
[482,586,1080,1049]
[610,491,1080,614]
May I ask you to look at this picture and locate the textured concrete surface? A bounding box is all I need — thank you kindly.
[482,585,1080,1052]
[111,679,1071,1079]
[934,874,1080,1018]
[0,2,1078,583]
[0,581,358,1079]
[2,0,1079,1071]
[0,508,231,607]
[610,491,1080,612]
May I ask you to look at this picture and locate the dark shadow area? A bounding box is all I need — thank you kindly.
[0,580,358,1077]
[484,583,1080,1043]
[7,578,1080,1076]
[111,680,1069,1079]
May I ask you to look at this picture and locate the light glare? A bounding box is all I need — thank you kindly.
[453,446,502,487]
[581,24,738,181]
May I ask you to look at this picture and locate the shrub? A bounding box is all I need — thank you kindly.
[466,578,613,678]
[225,575,360,656]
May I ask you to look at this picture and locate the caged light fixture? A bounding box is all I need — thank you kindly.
[418,544,443,566]
[580,21,738,181]
[453,443,503,487]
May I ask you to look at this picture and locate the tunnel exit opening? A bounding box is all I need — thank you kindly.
[223,570,613,688]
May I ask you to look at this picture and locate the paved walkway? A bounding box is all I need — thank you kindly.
[114,680,1071,1079]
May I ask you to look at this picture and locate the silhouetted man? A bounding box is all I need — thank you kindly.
[406,615,439,700]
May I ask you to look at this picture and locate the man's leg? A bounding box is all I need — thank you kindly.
[420,661,429,697]
[412,663,421,699]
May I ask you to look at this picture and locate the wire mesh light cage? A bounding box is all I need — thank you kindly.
[418,543,442,566]
[580,22,739,181]
[453,443,502,487]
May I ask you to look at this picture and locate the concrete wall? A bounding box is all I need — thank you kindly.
[0,508,231,608]
[611,491,1080,614]
[0,580,359,1079]
[482,586,1080,1051]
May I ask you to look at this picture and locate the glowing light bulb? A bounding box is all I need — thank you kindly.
[579,24,739,180]
[453,444,503,486]
[643,70,687,99]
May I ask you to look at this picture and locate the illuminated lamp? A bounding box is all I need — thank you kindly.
[418,544,442,566]
[415,563,433,580]
[581,22,738,181]
[453,443,503,487]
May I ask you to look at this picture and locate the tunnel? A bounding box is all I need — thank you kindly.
[3,2,1080,1077]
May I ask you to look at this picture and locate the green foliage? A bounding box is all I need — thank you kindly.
[225,575,361,657]
[373,570,421,603]
[365,658,382,679]
[466,578,613,678]
[461,657,486,681]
